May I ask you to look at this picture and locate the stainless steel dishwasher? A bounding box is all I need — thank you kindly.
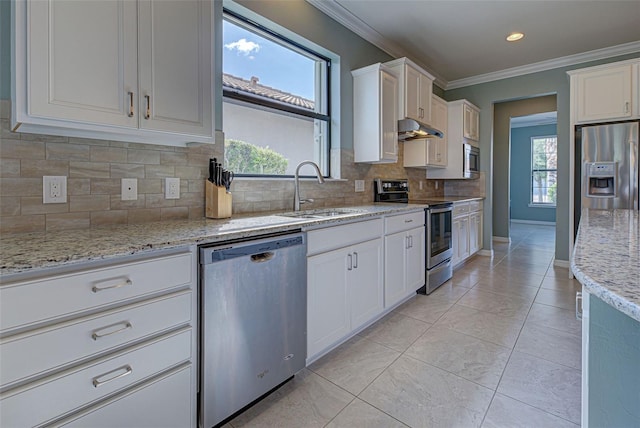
[199,232,307,428]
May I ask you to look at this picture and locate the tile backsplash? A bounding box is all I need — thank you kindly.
[1,100,482,234]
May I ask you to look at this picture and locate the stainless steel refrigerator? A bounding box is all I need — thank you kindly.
[574,121,639,234]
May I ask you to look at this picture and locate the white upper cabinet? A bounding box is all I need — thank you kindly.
[12,0,213,146]
[385,57,434,123]
[403,94,448,168]
[352,63,399,163]
[569,60,639,124]
[463,102,480,141]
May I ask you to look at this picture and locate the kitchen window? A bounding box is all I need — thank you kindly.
[222,10,331,177]
[530,135,557,207]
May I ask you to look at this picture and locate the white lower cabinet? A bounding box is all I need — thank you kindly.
[0,249,196,428]
[306,219,384,362]
[452,200,483,267]
[384,211,425,308]
[59,364,193,428]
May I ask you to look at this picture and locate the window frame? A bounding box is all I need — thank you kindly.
[222,9,332,178]
[529,134,558,208]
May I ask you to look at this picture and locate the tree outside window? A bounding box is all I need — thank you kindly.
[531,135,557,206]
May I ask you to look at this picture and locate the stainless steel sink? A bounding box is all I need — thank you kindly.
[277,208,366,219]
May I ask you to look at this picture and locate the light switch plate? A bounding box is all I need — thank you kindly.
[165,177,180,199]
[355,180,365,192]
[43,176,67,204]
[121,178,138,201]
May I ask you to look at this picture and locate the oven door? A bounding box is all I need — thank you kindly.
[463,144,480,179]
[427,205,453,268]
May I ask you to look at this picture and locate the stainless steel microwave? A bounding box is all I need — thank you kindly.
[463,143,480,179]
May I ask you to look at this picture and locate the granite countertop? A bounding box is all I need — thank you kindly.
[426,196,484,203]
[0,204,426,280]
[571,209,640,322]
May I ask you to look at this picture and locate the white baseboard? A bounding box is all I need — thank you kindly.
[478,249,494,257]
[553,259,570,268]
[510,219,556,226]
[493,236,511,243]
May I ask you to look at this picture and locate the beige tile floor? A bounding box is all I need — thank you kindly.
[228,223,582,427]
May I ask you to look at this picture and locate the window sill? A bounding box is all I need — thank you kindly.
[528,203,556,208]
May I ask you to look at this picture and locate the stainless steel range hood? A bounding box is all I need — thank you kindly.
[398,118,444,141]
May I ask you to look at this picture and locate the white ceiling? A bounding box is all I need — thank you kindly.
[308,0,640,89]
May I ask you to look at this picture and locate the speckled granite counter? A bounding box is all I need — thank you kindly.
[423,196,484,203]
[571,209,640,322]
[0,204,426,280]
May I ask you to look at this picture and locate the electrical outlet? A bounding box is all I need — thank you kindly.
[354,180,365,192]
[121,178,138,201]
[43,176,67,204]
[165,177,180,199]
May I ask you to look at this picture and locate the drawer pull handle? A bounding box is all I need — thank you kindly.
[404,219,413,223]
[127,92,134,117]
[92,365,132,388]
[91,322,132,340]
[144,95,151,119]
[92,278,132,293]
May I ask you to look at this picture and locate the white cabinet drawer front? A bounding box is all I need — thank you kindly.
[0,291,192,388]
[0,329,191,428]
[384,211,424,235]
[469,200,483,212]
[453,202,470,216]
[0,252,193,333]
[307,218,383,255]
[58,364,194,428]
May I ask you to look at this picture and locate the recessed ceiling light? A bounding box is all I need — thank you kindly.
[506,32,525,42]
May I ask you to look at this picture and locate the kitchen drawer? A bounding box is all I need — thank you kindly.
[56,363,194,428]
[0,290,192,389]
[307,218,383,256]
[0,252,193,333]
[469,200,483,212]
[0,328,192,428]
[453,202,470,216]
[384,210,425,235]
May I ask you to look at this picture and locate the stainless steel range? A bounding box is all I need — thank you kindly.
[374,179,453,294]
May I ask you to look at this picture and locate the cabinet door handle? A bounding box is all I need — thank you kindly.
[347,254,353,271]
[353,252,358,269]
[409,235,413,248]
[576,292,583,320]
[91,321,132,340]
[127,92,134,117]
[625,101,630,113]
[92,278,133,293]
[144,95,151,119]
[406,236,410,249]
[92,365,132,388]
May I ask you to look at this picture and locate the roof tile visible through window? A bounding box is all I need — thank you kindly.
[223,73,315,110]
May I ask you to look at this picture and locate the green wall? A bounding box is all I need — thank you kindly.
[510,124,557,223]
[1,0,10,99]
[445,52,640,261]
[589,296,640,427]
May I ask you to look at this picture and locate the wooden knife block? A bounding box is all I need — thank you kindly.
[205,180,232,219]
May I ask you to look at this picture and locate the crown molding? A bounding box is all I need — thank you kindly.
[307,0,639,91]
[306,0,448,88]
[446,41,640,90]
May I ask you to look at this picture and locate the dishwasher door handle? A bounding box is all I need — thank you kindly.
[250,252,274,263]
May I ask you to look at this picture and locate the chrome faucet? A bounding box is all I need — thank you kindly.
[294,161,325,211]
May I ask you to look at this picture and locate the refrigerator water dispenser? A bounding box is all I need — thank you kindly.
[586,162,617,198]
